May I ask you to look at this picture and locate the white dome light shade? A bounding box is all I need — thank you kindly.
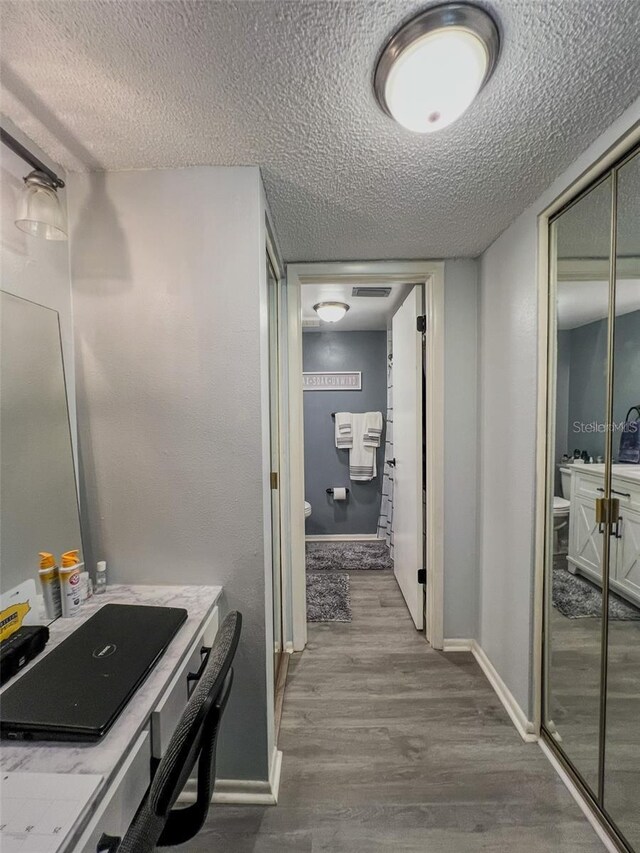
[15,171,67,240]
[314,302,350,323]
[375,4,500,134]
[385,29,487,133]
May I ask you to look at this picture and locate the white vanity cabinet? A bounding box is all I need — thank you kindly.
[616,507,640,600]
[568,466,640,606]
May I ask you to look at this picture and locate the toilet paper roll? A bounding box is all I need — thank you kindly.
[332,487,347,501]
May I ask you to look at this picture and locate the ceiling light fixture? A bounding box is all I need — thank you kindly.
[313,302,350,323]
[374,3,500,134]
[1,127,68,241]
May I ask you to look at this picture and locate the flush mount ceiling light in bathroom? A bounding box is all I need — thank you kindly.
[374,3,500,134]
[313,302,350,323]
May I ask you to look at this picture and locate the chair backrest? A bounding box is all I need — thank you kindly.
[117,610,242,853]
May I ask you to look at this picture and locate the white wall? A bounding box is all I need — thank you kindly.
[67,166,274,782]
[478,96,640,718]
[443,259,479,639]
[0,119,75,435]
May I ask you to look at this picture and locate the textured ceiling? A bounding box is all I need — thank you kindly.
[1,0,639,262]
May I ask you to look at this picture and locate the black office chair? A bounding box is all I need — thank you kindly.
[100,610,242,853]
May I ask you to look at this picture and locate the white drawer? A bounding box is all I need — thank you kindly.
[73,730,151,853]
[612,476,640,513]
[151,606,219,759]
[574,471,605,500]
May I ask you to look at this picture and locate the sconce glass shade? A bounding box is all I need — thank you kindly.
[313,302,350,323]
[15,171,67,240]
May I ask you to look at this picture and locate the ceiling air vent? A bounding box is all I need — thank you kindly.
[352,287,392,298]
[302,318,321,328]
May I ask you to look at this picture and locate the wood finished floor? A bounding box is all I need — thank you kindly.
[186,572,605,852]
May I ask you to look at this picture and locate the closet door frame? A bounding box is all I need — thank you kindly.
[534,122,640,851]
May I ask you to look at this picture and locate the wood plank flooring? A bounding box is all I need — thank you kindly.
[186,571,605,852]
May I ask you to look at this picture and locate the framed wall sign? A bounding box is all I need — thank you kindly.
[303,371,362,391]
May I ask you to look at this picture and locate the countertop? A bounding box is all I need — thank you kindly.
[0,584,222,783]
[566,463,640,484]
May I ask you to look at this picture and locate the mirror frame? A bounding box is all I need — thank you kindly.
[534,121,640,851]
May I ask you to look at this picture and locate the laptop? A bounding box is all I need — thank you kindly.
[0,603,187,742]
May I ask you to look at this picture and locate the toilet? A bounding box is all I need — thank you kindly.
[553,467,572,553]
[304,501,312,519]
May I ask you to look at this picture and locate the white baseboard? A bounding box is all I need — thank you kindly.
[305,534,383,542]
[538,740,619,852]
[178,748,283,806]
[442,638,474,652]
[443,639,537,743]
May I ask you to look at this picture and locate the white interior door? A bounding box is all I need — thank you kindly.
[391,286,424,629]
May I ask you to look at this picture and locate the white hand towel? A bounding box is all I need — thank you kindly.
[335,412,353,448]
[363,411,383,447]
[349,413,377,481]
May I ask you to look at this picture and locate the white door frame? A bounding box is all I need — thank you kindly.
[285,260,445,650]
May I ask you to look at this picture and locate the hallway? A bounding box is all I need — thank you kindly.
[190,572,605,852]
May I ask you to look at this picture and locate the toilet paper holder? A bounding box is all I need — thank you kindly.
[326,488,350,496]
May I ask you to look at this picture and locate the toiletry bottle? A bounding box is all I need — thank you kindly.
[38,552,62,620]
[95,561,107,595]
[79,571,93,602]
[59,550,83,617]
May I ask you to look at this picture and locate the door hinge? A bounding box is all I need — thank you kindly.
[270,472,279,490]
[417,568,427,585]
[416,315,427,333]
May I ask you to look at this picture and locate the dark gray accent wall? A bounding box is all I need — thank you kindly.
[303,330,387,535]
[559,309,640,461]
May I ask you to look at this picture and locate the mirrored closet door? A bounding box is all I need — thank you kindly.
[543,142,640,851]
[603,148,640,850]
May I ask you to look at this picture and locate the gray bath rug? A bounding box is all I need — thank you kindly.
[553,560,640,621]
[305,540,393,572]
[306,572,352,622]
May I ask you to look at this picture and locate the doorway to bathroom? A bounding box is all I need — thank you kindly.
[284,262,445,651]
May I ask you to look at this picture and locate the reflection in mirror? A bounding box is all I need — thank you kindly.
[545,175,613,791]
[604,149,640,848]
[0,291,82,628]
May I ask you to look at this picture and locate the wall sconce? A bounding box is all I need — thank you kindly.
[1,127,67,241]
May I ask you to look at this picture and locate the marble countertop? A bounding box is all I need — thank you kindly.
[567,463,640,484]
[0,584,222,784]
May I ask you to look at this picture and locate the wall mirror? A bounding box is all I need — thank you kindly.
[0,290,83,627]
[543,142,640,851]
